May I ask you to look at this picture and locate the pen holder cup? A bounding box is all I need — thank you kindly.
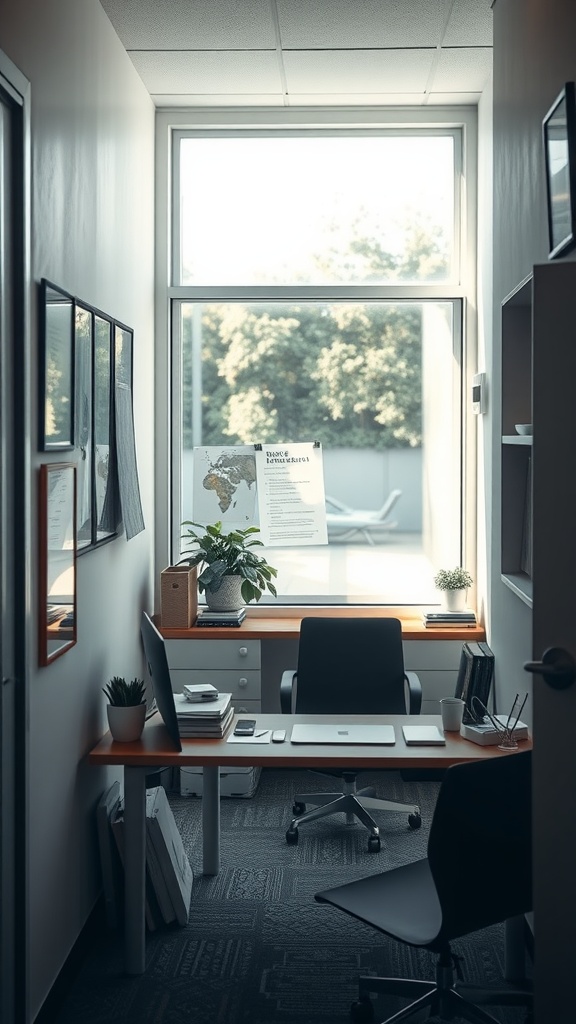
[440,697,465,731]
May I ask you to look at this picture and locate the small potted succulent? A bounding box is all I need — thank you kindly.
[180,520,278,611]
[103,676,147,742]
[433,567,473,612]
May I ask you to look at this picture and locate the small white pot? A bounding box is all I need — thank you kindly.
[106,703,146,742]
[443,588,467,612]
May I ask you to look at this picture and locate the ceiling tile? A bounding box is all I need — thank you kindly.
[152,93,285,107]
[442,0,493,47]
[276,0,447,49]
[432,47,492,92]
[283,49,435,94]
[129,50,282,94]
[286,92,430,106]
[427,91,482,105]
[100,0,276,49]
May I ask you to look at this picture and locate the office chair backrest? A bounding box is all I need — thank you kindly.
[294,617,407,715]
[427,750,532,946]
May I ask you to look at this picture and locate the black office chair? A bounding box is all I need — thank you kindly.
[316,750,533,1024]
[280,617,423,852]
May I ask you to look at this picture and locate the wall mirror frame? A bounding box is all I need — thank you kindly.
[543,80,576,259]
[39,279,75,450]
[38,462,77,666]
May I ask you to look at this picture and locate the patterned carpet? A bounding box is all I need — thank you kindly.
[52,769,530,1024]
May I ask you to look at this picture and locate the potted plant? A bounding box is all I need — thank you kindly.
[430,569,471,606]
[103,676,147,742]
[180,520,278,611]
[433,567,473,612]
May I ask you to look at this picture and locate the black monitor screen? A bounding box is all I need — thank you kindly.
[140,611,182,751]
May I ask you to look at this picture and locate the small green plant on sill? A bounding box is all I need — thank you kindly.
[103,676,146,707]
[180,520,278,604]
[433,567,473,591]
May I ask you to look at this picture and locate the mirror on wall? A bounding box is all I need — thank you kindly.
[38,462,77,666]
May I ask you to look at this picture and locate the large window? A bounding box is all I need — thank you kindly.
[165,122,474,606]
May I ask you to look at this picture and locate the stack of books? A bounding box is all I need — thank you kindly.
[196,607,246,628]
[173,691,234,737]
[423,610,477,628]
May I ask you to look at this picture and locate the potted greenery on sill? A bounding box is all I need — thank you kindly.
[103,676,147,742]
[433,567,473,612]
[180,520,278,611]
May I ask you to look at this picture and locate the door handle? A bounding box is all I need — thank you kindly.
[524,646,576,690]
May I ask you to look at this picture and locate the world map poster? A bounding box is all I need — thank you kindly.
[191,443,328,546]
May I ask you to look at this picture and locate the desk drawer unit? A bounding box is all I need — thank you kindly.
[403,640,464,713]
[164,639,262,709]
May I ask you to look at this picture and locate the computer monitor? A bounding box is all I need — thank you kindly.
[140,611,182,751]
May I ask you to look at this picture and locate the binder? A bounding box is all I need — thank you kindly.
[454,641,495,723]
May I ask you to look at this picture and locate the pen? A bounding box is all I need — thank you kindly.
[255,730,268,738]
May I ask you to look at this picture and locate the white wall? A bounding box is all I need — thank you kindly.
[0,1,155,1019]
[490,0,576,726]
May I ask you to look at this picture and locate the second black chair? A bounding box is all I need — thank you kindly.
[280,617,423,852]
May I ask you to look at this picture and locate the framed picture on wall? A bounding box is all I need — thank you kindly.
[543,81,576,259]
[39,280,75,450]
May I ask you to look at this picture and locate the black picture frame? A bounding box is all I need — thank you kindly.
[38,462,77,666]
[39,279,75,450]
[543,81,576,259]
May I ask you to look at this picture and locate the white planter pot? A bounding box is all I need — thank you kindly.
[443,588,467,612]
[205,575,244,611]
[106,703,146,742]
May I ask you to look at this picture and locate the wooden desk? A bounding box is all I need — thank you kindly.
[89,712,530,974]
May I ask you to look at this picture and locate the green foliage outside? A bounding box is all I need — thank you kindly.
[181,221,447,451]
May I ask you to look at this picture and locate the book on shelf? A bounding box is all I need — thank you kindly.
[177,705,235,738]
[196,607,246,627]
[423,611,476,627]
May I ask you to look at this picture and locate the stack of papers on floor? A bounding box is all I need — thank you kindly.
[108,785,193,929]
[423,611,477,627]
[174,691,234,737]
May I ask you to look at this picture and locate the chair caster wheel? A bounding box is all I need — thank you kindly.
[367,835,381,853]
[408,812,422,829]
[286,826,299,845]
[350,995,374,1022]
[292,801,306,815]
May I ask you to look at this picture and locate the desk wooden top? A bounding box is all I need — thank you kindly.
[157,613,486,642]
[88,713,529,770]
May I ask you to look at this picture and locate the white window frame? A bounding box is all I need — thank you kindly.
[154,107,478,611]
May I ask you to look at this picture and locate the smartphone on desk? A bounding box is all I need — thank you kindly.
[233,719,257,736]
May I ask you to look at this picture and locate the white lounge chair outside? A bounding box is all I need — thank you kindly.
[325,489,402,544]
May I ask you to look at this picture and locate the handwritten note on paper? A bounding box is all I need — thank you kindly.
[255,443,328,547]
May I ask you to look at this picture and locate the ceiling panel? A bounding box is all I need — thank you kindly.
[129,50,282,95]
[433,47,492,92]
[283,49,435,95]
[100,0,277,49]
[276,0,448,49]
[443,0,493,47]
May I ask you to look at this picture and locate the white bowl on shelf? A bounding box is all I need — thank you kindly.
[514,423,532,435]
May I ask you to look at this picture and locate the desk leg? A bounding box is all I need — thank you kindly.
[123,765,147,974]
[504,915,527,982]
[202,765,220,875]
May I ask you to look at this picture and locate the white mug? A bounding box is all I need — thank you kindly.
[439,697,465,731]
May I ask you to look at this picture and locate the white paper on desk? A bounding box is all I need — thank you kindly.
[227,731,272,744]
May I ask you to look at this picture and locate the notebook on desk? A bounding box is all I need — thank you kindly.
[290,723,395,745]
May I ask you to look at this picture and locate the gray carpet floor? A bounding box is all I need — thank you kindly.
[51,769,531,1024]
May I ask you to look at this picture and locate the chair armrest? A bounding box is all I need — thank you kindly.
[404,671,422,715]
[280,670,297,714]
